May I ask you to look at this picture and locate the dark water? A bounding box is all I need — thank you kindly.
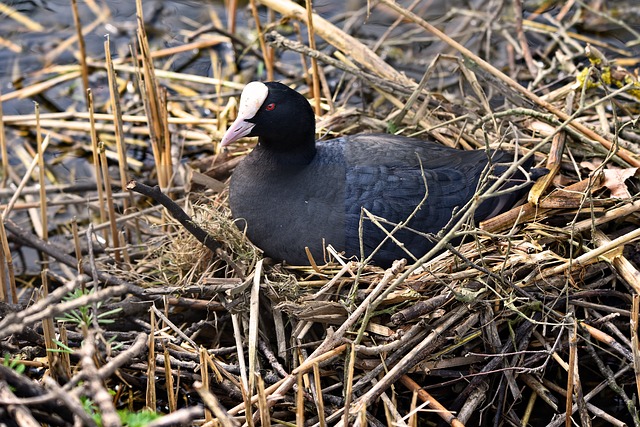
[2,0,639,114]
[1,0,241,114]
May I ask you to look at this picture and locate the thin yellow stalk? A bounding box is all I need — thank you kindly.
[199,347,212,422]
[249,0,274,81]
[104,36,129,193]
[342,343,356,426]
[146,309,157,411]
[87,90,108,243]
[2,136,51,218]
[70,0,90,99]
[312,362,326,427]
[0,87,7,188]
[0,71,82,103]
[0,2,44,31]
[132,0,171,189]
[118,230,131,265]
[58,323,72,379]
[35,104,48,265]
[566,320,577,427]
[227,0,238,33]
[296,371,304,427]
[159,88,172,188]
[256,373,271,426]
[305,0,322,116]
[632,296,640,410]
[0,220,14,302]
[41,271,59,380]
[71,218,82,274]
[98,141,120,261]
[0,235,4,302]
[163,344,177,412]
[44,12,106,66]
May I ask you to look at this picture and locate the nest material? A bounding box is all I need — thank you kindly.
[0,0,640,426]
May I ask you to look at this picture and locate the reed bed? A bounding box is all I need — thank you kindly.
[1,0,640,426]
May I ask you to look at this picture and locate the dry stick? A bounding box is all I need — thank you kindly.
[0,87,7,188]
[0,221,10,302]
[146,309,157,412]
[348,304,470,418]
[194,382,240,427]
[582,335,640,426]
[34,105,48,264]
[592,230,640,294]
[134,0,170,189]
[98,142,119,250]
[43,378,98,427]
[399,375,464,427]
[0,72,82,103]
[265,32,413,97]
[248,259,263,397]
[633,296,640,413]
[2,135,51,218]
[1,135,52,302]
[86,90,108,243]
[4,111,217,127]
[378,0,640,168]
[0,382,40,427]
[1,218,143,296]
[568,320,592,427]
[70,0,90,99]
[513,0,537,78]
[547,364,634,427]
[255,374,271,426]
[480,172,604,233]
[40,272,59,383]
[82,333,121,427]
[305,0,322,116]
[150,305,198,351]
[0,63,244,104]
[529,91,574,205]
[145,408,204,427]
[259,0,413,85]
[104,35,129,200]
[228,262,404,417]
[311,363,327,427]
[0,2,44,31]
[66,332,148,389]
[125,181,245,279]
[249,0,273,81]
[227,0,238,34]
[0,277,126,340]
[536,225,640,282]
[44,8,106,67]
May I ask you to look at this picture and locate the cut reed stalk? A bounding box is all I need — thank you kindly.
[87,90,108,243]
[146,309,157,412]
[35,104,48,267]
[70,0,90,100]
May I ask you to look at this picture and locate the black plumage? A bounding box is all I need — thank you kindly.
[221,81,538,266]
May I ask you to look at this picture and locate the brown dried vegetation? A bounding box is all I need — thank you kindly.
[1,0,640,426]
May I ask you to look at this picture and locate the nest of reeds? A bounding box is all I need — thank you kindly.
[1,0,640,426]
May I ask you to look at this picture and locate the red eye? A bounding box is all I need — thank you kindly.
[265,103,276,111]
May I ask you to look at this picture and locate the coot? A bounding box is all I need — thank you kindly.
[222,81,537,266]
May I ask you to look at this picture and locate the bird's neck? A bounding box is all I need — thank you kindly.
[258,132,317,165]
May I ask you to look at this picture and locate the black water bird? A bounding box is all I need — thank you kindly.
[221,81,539,266]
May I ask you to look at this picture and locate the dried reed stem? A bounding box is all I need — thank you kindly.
[378,0,640,167]
[305,0,322,116]
[249,0,273,81]
[35,104,48,258]
[70,0,90,99]
[87,90,108,243]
